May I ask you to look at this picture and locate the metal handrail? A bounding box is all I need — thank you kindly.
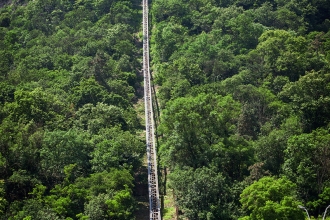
[142,0,161,219]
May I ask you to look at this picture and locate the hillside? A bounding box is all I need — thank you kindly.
[0,0,145,219]
[1,0,330,219]
[151,0,330,219]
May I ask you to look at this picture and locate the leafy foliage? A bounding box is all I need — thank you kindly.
[151,0,330,219]
[1,0,330,218]
[0,0,143,218]
[240,176,304,220]
[169,167,231,219]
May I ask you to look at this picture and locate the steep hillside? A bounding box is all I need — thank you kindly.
[0,0,145,219]
[151,0,330,219]
[2,0,330,219]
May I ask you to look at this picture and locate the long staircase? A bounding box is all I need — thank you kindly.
[142,0,161,219]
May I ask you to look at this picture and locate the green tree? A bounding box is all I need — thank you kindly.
[159,93,254,181]
[106,185,135,219]
[90,127,144,172]
[254,116,303,175]
[3,88,65,126]
[74,103,131,133]
[169,167,231,219]
[227,10,265,51]
[283,128,330,214]
[256,29,311,81]
[0,49,13,79]
[152,0,189,24]
[75,169,135,219]
[151,21,188,62]
[279,71,330,131]
[234,85,278,139]
[159,93,241,169]
[240,176,304,220]
[71,77,110,108]
[109,1,138,26]
[40,129,92,184]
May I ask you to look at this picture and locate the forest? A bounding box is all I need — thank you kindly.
[0,0,145,219]
[0,0,330,219]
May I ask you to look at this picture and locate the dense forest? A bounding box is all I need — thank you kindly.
[1,0,330,219]
[0,0,145,219]
[151,0,330,219]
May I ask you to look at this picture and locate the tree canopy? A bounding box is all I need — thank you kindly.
[0,0,144,219]
[1,0,330,219]
[151,0,330,218]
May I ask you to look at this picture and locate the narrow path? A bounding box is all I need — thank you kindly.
[142,0,161,219]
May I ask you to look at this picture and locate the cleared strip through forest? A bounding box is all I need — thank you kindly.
[142,0,161,219]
